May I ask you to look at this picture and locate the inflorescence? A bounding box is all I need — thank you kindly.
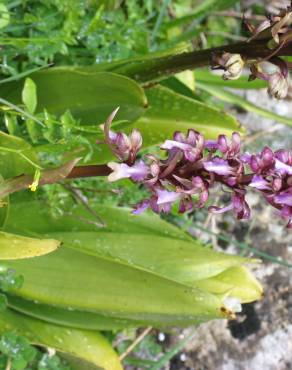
[211,4,292,99]
[102,109,292,229]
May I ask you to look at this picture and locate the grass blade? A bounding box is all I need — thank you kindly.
[196,82,292,127]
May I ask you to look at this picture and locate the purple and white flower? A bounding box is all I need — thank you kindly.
[103,108,292,229]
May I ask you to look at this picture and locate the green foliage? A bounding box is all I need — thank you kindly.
[196,81,292,126]
[0,309,123,370]
[0,0,167,71]
[0,267,23,312]
[2,201,262,328]
[0,1,278,368]
[0,268,23,292]
[0,331,71,370]
[0,332,37,370]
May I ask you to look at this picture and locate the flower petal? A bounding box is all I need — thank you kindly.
[203,158,234,176]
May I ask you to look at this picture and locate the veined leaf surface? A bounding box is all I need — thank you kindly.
[1,71,148,124]
[0,308,122,370]
[2,201,262,326]
[134,86,244,146]
[0,231,59,260]
[0,132,38,178]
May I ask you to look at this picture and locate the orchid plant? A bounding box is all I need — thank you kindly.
[103,109,292,229]
[0,1,291,369]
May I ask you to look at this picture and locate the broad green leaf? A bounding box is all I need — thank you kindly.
[3,201,192,242]
[22,78,37,114]
[161,76,203,101]
[195,69,267,89]
[55,232,248,284]
[3,247,225,324]
[0,231,60,260]
[63,43,189,79]
[0,132,38,178]
[1,71,148,124]
[197,82,292,126]
[0,308,123,370]
[8,295,135,331]
[35,84,243,165]
[134,86,244,146]
[2,201,262,325]
[195,266,263,303]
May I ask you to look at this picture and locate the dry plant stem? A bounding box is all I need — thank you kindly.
[5,359,11,370]
[119,327,153,361]
[62,183,105,227]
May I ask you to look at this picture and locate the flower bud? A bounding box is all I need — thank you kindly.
[212,52,245,80]
[268,72,289,99]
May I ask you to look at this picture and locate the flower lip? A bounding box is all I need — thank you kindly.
[203,158,235,176]
[274,191,292,207]
[249,175,271,190]
[108,161,148,182]
[156,189,181,205]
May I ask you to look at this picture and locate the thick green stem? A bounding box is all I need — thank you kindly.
[112,38,292,83]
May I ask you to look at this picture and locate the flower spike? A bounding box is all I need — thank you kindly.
[103,114,292,229]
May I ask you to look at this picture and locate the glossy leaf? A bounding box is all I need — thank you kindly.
[2,201,262,326]
[3,201,192,242]
[1,71,148,124]
[0,132,38,178]
[0,231,60,260]
[56,232,248,284]
[8,295,135,331]
[195,69,267,89]
[35,84,244,165]
[134,86,244,146]
[195,266,263,303]
[196,82,292,126]
[3,247,225,324]
[0,308,123,370]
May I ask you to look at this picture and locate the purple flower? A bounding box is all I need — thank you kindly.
[175,175,209,208]
[249,147,275,174]
[108,161,148,182]
[103,116,292,229]
[217,132,241,158]
[274,191,292,207]
[209,192,250,220]
[275,160,292,176]
[249,175,271,190]
[156,189,181,205]
[161,130,204,162]
[203,158,235,176]
[132,200,150,215]
[101,108,143,163]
